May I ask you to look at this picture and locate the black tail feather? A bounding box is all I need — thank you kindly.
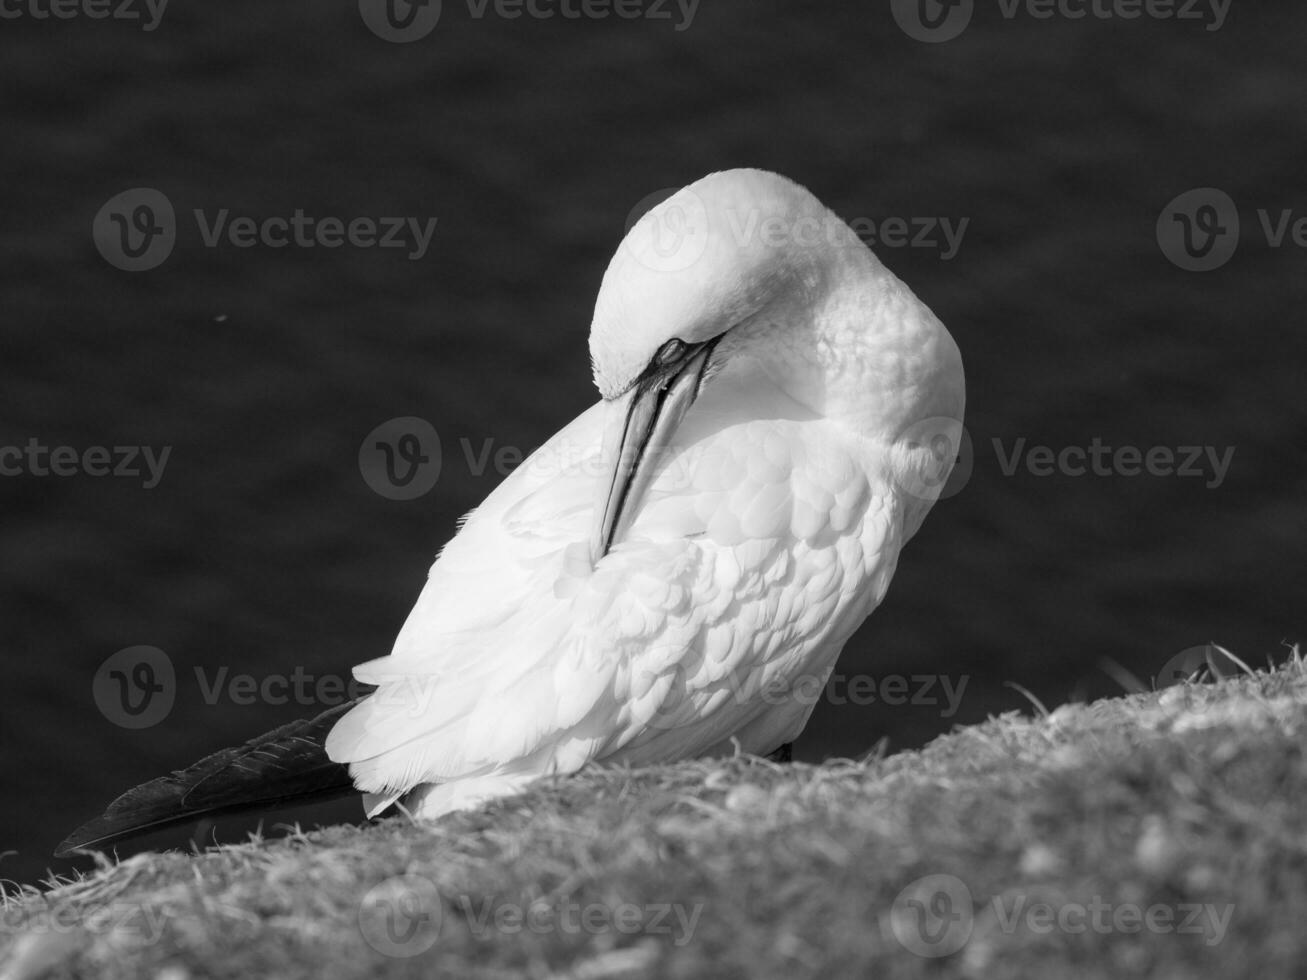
[55,697,367,858]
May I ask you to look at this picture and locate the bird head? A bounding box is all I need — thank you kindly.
[586,168,964,562]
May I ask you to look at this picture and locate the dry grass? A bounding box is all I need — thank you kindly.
[4,653,1307,979]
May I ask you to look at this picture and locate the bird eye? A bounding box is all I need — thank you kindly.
[656,338,688,366]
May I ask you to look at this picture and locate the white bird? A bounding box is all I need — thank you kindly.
[58,168,964,854]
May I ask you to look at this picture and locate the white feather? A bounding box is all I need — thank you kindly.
[323,168,965,818]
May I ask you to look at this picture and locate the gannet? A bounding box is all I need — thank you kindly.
[58,169,964,855]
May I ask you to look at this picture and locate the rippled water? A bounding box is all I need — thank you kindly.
[2,1,1304,888]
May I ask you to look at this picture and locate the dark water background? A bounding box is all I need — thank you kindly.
[2,0,1305,889]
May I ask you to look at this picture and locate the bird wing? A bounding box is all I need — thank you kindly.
[56,698,363,857]
[324,380,903,802]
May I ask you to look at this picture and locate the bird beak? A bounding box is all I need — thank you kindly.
[591,339,718,563]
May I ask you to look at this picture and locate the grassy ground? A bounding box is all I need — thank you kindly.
[4,655,1306,980]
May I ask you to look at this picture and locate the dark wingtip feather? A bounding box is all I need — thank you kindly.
[56,696,368,858]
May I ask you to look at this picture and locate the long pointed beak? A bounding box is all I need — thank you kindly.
[590,340,718,563]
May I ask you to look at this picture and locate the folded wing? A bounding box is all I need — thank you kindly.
[325,385,900,813]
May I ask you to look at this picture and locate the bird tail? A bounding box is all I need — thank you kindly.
[55,697,368,858]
